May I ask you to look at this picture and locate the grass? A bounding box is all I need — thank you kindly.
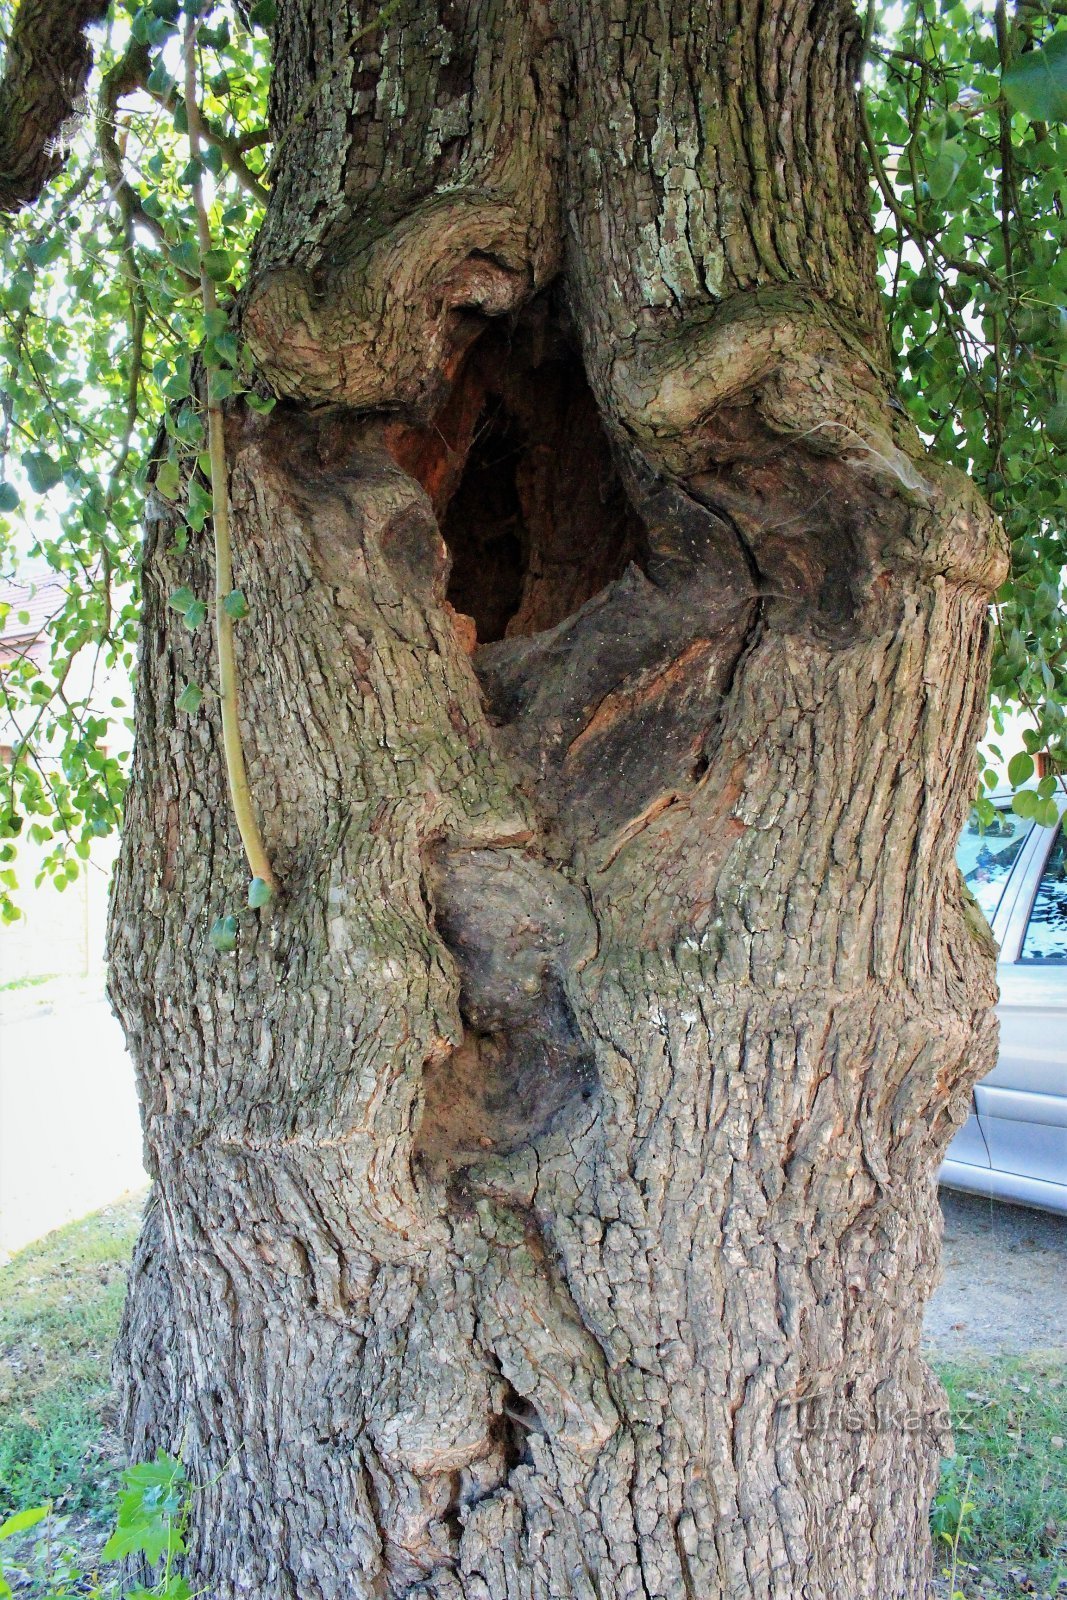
[0,1194,143,1525]
[0,1198,1063,1598]
[932,1358,1067,1597]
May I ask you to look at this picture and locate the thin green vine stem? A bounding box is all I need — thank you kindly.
[183,10,276,894]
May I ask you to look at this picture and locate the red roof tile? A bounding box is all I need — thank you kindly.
[0,571,68,644]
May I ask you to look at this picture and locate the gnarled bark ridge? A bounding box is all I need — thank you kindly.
[109,3,1007,1597]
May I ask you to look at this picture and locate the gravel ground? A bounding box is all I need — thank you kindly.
[925,1189,1067,1359]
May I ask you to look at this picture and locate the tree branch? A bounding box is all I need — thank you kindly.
[95,41,202,289]
[184,14,276,896]
[99,35,269,214]
[0,0,108,215]
[143,80,270,204]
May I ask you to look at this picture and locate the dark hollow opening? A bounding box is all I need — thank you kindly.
[499,1383,538,1472]
[442,406,527,643]
[437,302,648,646]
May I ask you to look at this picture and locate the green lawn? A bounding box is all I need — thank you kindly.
[0,1195,143,1525]
[0,1198,1063,1598]
[933,1359,1067,1597]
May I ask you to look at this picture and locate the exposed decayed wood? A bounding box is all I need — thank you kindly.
[108,3,1008,1596]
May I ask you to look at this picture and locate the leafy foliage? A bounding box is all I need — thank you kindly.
[862,0,1067,825]
[0,1451,194,1598]
[0,0,271,919]
[102,1452,189,1572]
[0,0,1064,917]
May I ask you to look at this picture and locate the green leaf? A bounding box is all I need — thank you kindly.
[155,459,181,501]
[248,875,272,908]
[0,809,23,839]
[170,404,203,446]
[927,140,965,200]
[7,270,34,310]
[103,1512,185,1565]
[210,913,239,952]
[0,1505,50,1541]
[124,1451,187,1492]
[202,248,233,283]
[183,599,208,630]
[208,366,236,403]
[21,451,63,493]
[163,365,193,402]
[210,331,239,367]
[222,587,248,619]
[1012,787,1040,820]
[1002,30,1067,123]
[187,475,214,531]
[26,234,65,268]
[249,0,277,26]
[0,483,20,512]
[1007,751,1036,787]
[146,11,175,44]
[167,585,196,613]
[167,239,199,277]
[246,391,277,414]
[176,681,203,714]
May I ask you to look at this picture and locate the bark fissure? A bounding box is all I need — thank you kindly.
[110,3,1007,1597]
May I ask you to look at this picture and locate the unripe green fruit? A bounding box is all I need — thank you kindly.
[910,276,939,310]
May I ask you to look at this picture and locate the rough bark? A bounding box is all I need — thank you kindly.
[109,3,1007,1597]
[0,0,108,215]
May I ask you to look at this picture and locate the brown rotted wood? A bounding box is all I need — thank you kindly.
[109,2,1007,1596]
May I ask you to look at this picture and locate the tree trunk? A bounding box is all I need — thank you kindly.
[108,3,1007,1596]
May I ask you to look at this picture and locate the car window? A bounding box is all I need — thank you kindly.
[1020,825,1067,962]
[956,807,1033,925]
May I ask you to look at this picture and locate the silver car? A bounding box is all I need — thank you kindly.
[942,790,1067,1214]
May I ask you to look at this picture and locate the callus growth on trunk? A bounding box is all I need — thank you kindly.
[108,3,1007,1596]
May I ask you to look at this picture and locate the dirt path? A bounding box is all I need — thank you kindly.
[924,1189,1067,1359]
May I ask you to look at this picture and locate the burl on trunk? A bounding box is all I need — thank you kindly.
[108,2,1007,1596]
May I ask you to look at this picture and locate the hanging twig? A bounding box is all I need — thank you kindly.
[183,12,276,895]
